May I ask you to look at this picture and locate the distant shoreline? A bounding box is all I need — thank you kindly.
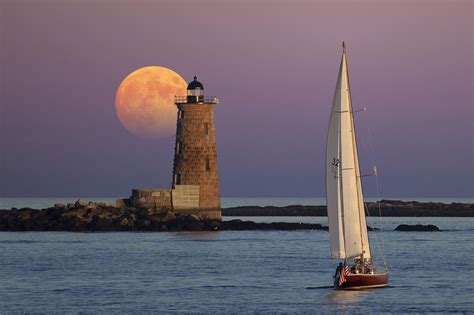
[222,200,474,217]
[0,197,474,217]
[1,199,473,218]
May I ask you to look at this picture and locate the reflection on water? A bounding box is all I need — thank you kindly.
[322,289,368,310]
[173,231,218,238]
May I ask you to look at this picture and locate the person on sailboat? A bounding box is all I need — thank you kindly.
[365,261,374,274]
[353,259,361,274]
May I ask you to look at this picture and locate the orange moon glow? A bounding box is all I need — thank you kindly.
[115,66,187,138]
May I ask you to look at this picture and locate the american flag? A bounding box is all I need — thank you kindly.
[338,265,350,286]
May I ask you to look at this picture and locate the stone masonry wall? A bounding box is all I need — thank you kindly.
[172,103,221,220]
[117,189,172,211]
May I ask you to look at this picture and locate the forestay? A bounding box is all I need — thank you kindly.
[326,44,371,259]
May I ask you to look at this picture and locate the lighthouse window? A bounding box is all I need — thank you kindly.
[178,110,184,119]
[176,142,180,155]
[174,174,181,185]
[204,123,209,135]
[206,158,210,171]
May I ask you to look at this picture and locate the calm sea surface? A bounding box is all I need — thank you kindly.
[0,198,473,313]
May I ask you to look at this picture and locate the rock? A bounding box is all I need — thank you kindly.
[62,207,87,218]
[74,199,88,207]
[120,217,130,226]
[189,214,201,221]
[67,203,75,208]
[146,208,157,215]
[395,224,440,231]
[17,209,33,221]
[207,220,220,230]
[54,203,66,208]
[115,198,127,208]
[85,204,97,210]
[96,202,113,207]
[149,214,162,226]
[159,211,176,223]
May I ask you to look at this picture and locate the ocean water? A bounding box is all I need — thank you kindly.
[0,198,473,313]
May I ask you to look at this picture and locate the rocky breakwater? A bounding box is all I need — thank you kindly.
[221,220,327,231]
[0,199,219,232]
[0,200,443,232]
[395,224,440,231]
[222,200,474,217]
[0,200,367,232]
[0,202,326,232]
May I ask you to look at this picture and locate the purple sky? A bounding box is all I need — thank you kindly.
[1,0,472,198]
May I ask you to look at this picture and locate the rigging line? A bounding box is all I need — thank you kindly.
[354,108,381,265]
[375,176,388,270]
[363,201,382,266]
[366,120,388,270]
[357,108,385,270]
[360,115,386,270]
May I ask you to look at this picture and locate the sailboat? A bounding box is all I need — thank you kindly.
[326,42,388,290]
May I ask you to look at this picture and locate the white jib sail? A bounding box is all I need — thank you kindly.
[326,44,371,259]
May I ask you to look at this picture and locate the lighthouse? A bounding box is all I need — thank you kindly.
[171,76,221,220]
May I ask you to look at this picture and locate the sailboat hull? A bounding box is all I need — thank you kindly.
[335,272,389,290]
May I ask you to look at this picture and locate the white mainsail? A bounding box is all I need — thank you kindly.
[326,43,371,260]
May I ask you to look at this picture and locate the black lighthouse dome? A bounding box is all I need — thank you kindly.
[175,75,218,105]
[187,76,204,90]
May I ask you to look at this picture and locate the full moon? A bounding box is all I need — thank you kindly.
[115,66,187,138]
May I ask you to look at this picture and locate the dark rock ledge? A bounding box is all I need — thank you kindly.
[0,200,442,232]
[0,202,217,232]
[394,224,440,232]
[0,204,328,232]
[222,200,474,217]
[221,220,327,231]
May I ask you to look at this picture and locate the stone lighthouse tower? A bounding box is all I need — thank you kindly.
[172,76,221,220]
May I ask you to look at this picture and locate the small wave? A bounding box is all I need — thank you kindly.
[200,285,237,289]
[166,238,269,243]
[51,288,71,292]
[0,240,39,244]
[0,240,85,245]
[169,284,267,292]
[384,285,416,289]
[168,239,223,243]
[306,286,333,290]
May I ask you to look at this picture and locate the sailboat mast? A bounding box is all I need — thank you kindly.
[343,42,368,260]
